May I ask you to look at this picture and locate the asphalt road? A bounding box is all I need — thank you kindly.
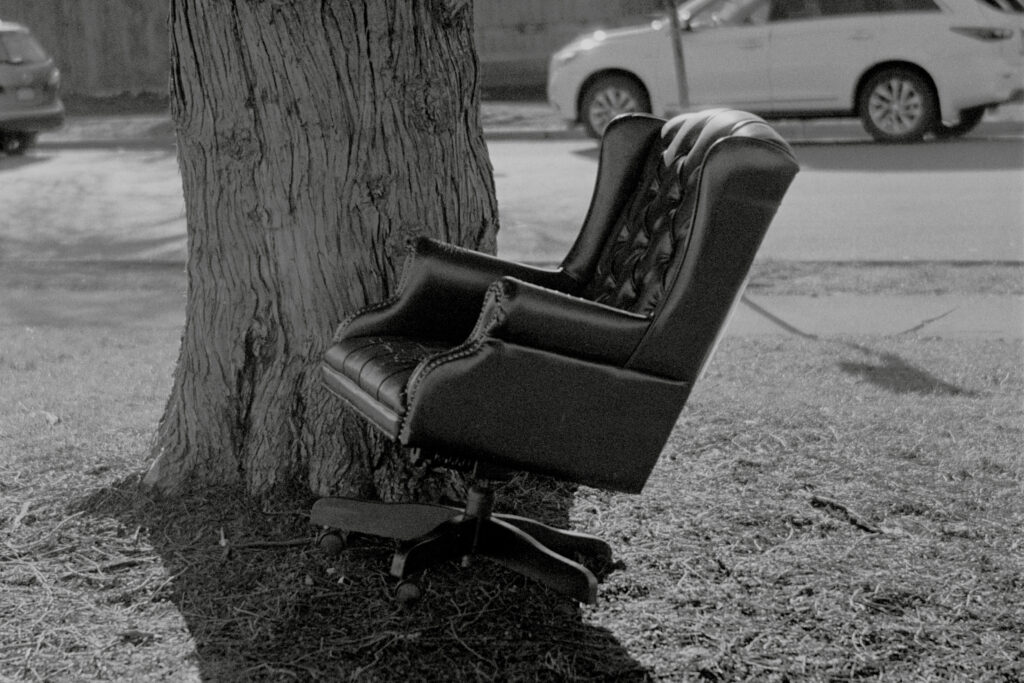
[1,135,1020,337]
[0,135,1021,265]
[493,137,1024,264]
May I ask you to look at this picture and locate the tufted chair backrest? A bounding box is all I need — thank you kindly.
[581,123,696,314]
[562,109,799,382]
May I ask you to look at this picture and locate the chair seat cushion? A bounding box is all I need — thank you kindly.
[322,336,449,433]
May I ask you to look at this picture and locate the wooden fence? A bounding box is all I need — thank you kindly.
[0,0,168,95]
[0,0,662,95]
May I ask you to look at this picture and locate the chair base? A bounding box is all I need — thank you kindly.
[310,485,612,604]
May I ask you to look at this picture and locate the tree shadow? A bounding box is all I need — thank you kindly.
[0,225,186,264]
[37,139,178,153]
[571,145,600,161]
[0,260,186,329]
[838,342,979,397]
[791,139,1023,172]
[0,153,49,173]
[1,286,184,328]
[76,476,650,681]
[574,135,1022,172]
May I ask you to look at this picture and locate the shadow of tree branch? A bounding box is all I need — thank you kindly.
[838,342,978,397]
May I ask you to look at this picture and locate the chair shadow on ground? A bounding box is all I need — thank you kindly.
[0,153,48,173]
[79,474,650,681]
[790,138,1023,172]
[575,137,1022,172]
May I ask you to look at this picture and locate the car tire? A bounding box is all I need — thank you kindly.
[579,74,650,139]
[1,132,37,156]
[932,106,986,139]
[858,67,937,143]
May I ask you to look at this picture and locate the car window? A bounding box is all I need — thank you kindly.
[869,0,940,11]
[819,0,873,15]
[0,30,49,65]
[768,0,938,20]
[769,0,821,21]
[690,0,769,28]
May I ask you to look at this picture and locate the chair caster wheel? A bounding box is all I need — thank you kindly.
[395,579,422,606]
[576,548,614,577]
[317,531,347,556]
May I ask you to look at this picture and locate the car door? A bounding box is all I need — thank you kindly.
[767,0,880,113]
[673,0,773,110]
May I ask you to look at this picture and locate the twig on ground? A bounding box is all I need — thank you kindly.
[809,495,881,534]
[228,538,310,550]
[59,557,152,580]
[9,501,32,531]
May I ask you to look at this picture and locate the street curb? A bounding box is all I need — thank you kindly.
[34,129,588,149]
[33,102,1024,148]
[36,138,177,151]
[731,293,1024,339]
[483,128,588,141]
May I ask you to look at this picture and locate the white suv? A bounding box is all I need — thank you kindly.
[547,0,1024,142]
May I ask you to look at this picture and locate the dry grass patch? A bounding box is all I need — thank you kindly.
[1,273,1022,681]
[576,336,1022,680]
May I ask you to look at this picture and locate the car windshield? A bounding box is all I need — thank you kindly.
[0,30,49,65]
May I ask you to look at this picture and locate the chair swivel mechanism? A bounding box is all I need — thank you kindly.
[311,109,799,603]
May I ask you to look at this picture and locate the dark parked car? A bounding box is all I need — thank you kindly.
[0,19,64,154]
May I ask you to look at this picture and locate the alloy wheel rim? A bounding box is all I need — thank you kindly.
[588,87,640,132]
[868,77,924,135]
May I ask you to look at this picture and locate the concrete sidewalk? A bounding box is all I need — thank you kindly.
[732,293,1023,339]
[25,103,1024,340]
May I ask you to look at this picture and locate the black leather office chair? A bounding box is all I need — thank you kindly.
[311,109,799,603]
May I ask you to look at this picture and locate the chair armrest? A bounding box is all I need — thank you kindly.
[473,277,649,366]
[337,237,577,343]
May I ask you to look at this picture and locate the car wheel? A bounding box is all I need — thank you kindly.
[1,132,36,155]
[933,106,986,139]
[858,68,937,143]
[579,74,650,139]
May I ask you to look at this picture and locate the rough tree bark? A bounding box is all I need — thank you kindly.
[143,0,498,499]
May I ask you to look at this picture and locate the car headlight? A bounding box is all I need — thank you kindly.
[47,68,61,88]
[551,32,606,68]
[551,47,581,68]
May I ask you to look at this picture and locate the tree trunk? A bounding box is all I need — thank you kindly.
[144,0,498,499]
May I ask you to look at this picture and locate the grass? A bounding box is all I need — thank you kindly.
[1,264,1022,681]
